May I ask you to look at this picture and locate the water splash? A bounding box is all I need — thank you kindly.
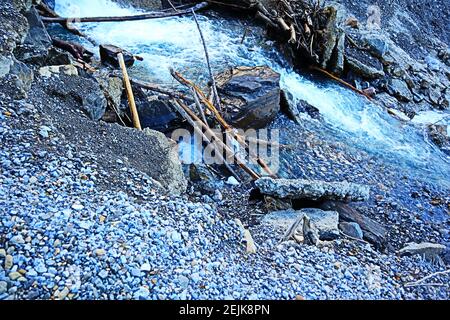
[55,0,450,187]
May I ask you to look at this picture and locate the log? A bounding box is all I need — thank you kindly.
[41,2,209,23]
[52,38,93,61]
[117,53,142,130]
[320,201,388,249]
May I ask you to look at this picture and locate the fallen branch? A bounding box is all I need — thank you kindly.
[41,2,209,24]
[170,69,277,178]
[117,53,141,130]
[311,66,373,101]
[173,100,259,180]
[404,269,450,288]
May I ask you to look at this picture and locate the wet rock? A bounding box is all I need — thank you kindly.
[398,242,446,260]
[94,72,124,121]
[9,59,34,99]
[133,90,181,132]
[346,56,385,80]
[281,91,320,123]
[99,44,135,68]
[329,31,345,75]
[255,177,370,202]
[114,0,162,10]
[386,78,413,102]
[339,222,363,239]
[216,66,281,130]
[321,6,338,69]
[142,128,187,194]
[427,124,450,155]
[387,108,410,122]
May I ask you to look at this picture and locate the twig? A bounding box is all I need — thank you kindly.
[405,269,450,288]
[191,8,222,111]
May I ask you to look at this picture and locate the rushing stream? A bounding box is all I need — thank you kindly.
[54,0,450,188]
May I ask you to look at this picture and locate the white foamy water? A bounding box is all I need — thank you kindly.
[54,0,450,186]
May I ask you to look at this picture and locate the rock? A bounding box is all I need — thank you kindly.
[386,78,413,102]
[320,201,387,249]
[9,272,22,281]
[321,6,338,69]
[170,230,182,242]
[142,128,187,194]
[99,44,135,68]
[9,59,34,99]
[188,164,223,194]
[255,177,370,202]
[399,242,446,260]
[329,31,345,75]
[10,235,25,245]
[301,208,340,241]
[95,74,124,119]
[114,0,162,10]
[225,176,240,186]
[216,66,281,129]
[94,249,106,257]
[427,124,450,155]
[38,65,78,78]
[38,125,51,138]
[339,222,363,239]
[15,7,52,64]
[362,33,390,59]
[140,263,151,272]
[346,56,385,79]
[387,108,410,122]
[0,281,7,294]
[345,17,359,29]
[261,209,303,231]
[71,203,84,211]
[134,286,150,299]
[281,92,320,123]
[5,255,13,270]
[0,55,13,78]
[133,90,182,132]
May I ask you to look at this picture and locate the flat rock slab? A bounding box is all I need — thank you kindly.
[255,177,370,202]
[399,242,446,259]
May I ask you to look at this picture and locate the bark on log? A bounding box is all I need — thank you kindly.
[320,201,388,249]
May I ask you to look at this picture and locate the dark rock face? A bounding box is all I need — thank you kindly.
[43,73,108,121]
[281,91,320,123]
[132,88,182,133]
[216,66,281,130]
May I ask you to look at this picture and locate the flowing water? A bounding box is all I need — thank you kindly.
[54,0,450,188]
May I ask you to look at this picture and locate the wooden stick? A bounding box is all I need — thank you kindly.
[117,53,141,130]
[311,66,373,101]
[41,2,209,24]
[405,269,450,288]
[173,100,258,180]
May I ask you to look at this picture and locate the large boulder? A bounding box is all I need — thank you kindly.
[142,128,187,194]
[216,66,281,129]
[255,177,370,202]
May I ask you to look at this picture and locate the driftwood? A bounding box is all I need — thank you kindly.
[51,38,93,61]
[117,53,142,130]
[173,99,259,180]
[320,201,387,249]
[170,69,277,178]
[41,2,209,24]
